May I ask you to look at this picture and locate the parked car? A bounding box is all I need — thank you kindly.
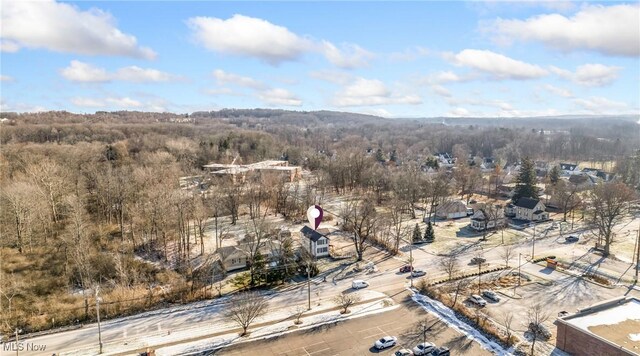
[374,336,397,349]
[352,280,369,289]
[412,342,436,355]
[395,349,414,356]
[565,235,579,242]
[429,347,450,356]
[482,290,500,302]
[411,269,426,277]
[470,257,486,265]
[400,265,413,273]
[468,294,487,307]
[509,271,531,281]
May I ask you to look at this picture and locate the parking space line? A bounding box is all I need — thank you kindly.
[308,347,331,354]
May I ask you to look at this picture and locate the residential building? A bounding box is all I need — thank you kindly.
[434,200,469,219]
[470,209,498,231]
[559,163,580,176]
[216,246,249,272]
[555,297,640,356]
[435,152,455,168]
[513,197,548,221]
[300,226,330,257]
[203,160,302,183]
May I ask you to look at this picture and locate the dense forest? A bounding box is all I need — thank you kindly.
[1,109,639,335]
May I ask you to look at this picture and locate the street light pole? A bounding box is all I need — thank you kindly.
[478,262,482,295]
[15,328,20,356]
[308,236,312,310]
[96,288,103,354]
[422,322,427,346]
[531,223,536,259]
[410,242,414,288]
[518,253,522,286]
[635,229,640,281]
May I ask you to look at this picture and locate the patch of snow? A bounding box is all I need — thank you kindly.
[569,299,640,331]
[628,333,640,342]
[411,291,511,355]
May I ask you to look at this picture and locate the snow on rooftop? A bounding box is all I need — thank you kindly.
[566,299,640,331]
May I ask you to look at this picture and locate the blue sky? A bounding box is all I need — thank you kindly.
[1,0,639,117]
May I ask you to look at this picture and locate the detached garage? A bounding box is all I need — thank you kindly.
[434,200,469,220]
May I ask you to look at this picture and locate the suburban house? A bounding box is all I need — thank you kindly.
[559,163,580,176]
[300,226,330,258]
[435,152,455,168]
[216,245,249,272]
[504,203,516,217]
[568,173,599,190]
[512,197,548,221]
[480,157,496,171]
[434,200,469,219]
[470,209,495,231]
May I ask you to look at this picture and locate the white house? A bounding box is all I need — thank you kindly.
[434,200,469,219]
[435,153,455,168]
[300,226,330,258]
[559,163,580,176]
[470,209,505,231]
[513,197,549,221]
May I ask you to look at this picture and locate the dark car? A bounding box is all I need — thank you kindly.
[565,235,579,242]
[470,257,486,265]
[429,347,450,356]
[400,265,414,273]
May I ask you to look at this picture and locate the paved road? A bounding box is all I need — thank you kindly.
[219,289,492,356]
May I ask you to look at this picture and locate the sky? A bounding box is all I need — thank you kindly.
[1,0,639,118]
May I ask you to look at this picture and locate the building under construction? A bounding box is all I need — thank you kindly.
[203,160,302,183]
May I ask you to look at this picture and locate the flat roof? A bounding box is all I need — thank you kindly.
[562,297,640,350]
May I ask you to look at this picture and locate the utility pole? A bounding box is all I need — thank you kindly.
[635,229,640,281]
[478,262,482,295]
[531,223,536,259]
[96,287,103,354]
[518,253,522,286]
[15,328,20,356]
[307,237,312,310]
[421,322,427,346]
[409,242,414,288]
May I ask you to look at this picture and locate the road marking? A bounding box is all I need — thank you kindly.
[306,341,326,347]
[308,347,331,354]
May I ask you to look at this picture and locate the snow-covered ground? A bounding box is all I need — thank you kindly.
[54,290,392,356]
[155,293,398,355]
[411,290,512,356]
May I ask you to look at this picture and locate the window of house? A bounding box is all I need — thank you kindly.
[317,239,326,245]
[317,247,328,254]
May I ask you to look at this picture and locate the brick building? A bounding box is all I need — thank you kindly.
[555,297,640,356]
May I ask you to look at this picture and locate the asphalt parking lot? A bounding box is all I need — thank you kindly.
[218,289,491,356]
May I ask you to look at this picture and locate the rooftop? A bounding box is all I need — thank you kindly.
[560,297,640,351]
[514,197,540,209]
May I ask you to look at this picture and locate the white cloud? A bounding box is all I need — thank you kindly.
[60,61,110,82]
[550,64,621,87]
[388,46,430,62]
[2,0,155,59]
[431,85,452,98]
[258,88,302,106]
[212,69,265,89]
[71,96,142,108]
[203,88,241,96]
[447,49,548,80]
[333,78,422,107]
[447,107,471,117]
[320,41,374,69]
[309,70,354,85]
[0,99,46,112]
[573,96,629,114]
[187,14,372,68]
[60,60,178,83]
[1,75,14,82]
[543,84,573,98]
[487,4,640,56]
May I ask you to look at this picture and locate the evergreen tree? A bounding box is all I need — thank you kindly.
[513,157,539,202]
[424,221,435,243]
[548,165,560,185]
[412,223,422,243]
[390,149,398,162]
[375,148,385,162]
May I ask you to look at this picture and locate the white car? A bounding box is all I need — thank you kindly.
[412,342,436,355]
[374,336,397,349]
[468,294,487,307]
[482,290,500,302]
[352,280,369,289]
[411,269,426,277]
[394,349,414,356]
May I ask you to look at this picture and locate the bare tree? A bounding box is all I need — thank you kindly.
[388,198,409,254]
[342,197,378,261]
[240,217,273,285]
[526,303,550,354]
[500,245,516,268]
[500,311,515,345]
[333,293,361,314]
[439,254,460,280]
[225,291,269,335]
[590,182,635,255]
[553,180,582,221]
[291,306,305,324]
[450,278,469,308]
